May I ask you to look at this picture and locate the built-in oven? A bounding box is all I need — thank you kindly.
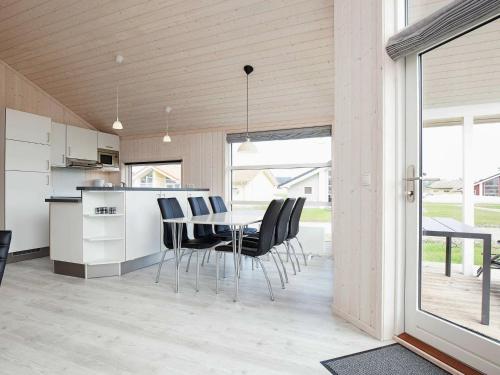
[98,149,119,170]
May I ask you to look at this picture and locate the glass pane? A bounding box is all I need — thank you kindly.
[231,137,331,166]
[231,167,332,241]
[407,0,454,24]
[420,18,500,341]
[130,163,182,188]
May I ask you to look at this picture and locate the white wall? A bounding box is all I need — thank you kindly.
[333,0,402,340]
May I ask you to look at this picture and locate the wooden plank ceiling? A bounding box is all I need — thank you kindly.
[0,0,334,136]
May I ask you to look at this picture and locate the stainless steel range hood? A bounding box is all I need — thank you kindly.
[66,158,103,169]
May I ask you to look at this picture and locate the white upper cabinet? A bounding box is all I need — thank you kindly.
[97,132,120,151]
[5,140,50,172]
[51,122,67,167]
[66,126,98,161]
[5,108,51,145]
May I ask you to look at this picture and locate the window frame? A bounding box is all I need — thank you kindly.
[126,160,183,188]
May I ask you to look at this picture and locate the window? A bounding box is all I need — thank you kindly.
[128,161,182,188]
[229,130,332,241]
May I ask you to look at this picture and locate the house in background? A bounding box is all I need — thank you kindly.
[474,172,500,196]
[425,179,462,194]
[278,168,331,202]
[131,165,181,188]
[231,170,278,201]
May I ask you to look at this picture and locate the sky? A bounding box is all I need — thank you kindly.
[422,124,500,181]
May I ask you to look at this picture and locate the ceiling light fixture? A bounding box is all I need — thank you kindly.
[112,55,124,130]
[163,106,172,143]
[238,65,257,154]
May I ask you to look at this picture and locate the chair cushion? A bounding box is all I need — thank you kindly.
[182,237,221,249]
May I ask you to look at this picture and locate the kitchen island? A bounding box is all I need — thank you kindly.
[46,187,209,278]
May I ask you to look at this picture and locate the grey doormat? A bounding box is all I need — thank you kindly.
[321,344,450,374]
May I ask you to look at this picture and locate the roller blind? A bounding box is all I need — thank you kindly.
[386,0,500,60]
[226,125,332,144]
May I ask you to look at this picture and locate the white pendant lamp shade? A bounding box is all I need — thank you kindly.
[112,119,123,130]
[238,138,258,153]
[163,106,172,143]
[238,65,257,154]
[112,55,124,130]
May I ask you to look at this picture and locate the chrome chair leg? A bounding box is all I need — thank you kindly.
[196,250,200,292]
[295,237,308,266]
[186,249,194,272]
[155,249,169,283]
[256,257,274,301]
[270,251,285,289]
[285,242,297,275]
[252,258,254,270]
[206,249,212,264]
[223,253,226,278]
[216,251,220,294]
[273,247,288,283]
[201,249,208,266]
[289,241,301,272]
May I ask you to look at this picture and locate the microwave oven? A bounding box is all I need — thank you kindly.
[98,149,119,169]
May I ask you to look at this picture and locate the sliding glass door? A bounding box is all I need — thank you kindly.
[405,17,500,373]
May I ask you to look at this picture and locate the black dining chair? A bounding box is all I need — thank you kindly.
[157,198,220,291]
[244,198,297,281]
[214,199,283,300]
[286,197,307,267]
[187,196,223,266]
[0,231,12,286]
[208,195,257,237]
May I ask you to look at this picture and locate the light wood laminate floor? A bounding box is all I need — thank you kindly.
[0,254,382,375]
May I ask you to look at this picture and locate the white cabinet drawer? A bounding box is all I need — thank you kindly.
[5,140,51,172]
[51,122,67,167]
[67,126,97,161]
[5,171,51,252]
[98,132,120,151]
[6,109,51,145]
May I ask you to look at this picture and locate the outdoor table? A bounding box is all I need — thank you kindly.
[163,211,263,302]
[422,216,491,325]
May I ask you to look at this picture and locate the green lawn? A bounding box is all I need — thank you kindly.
[422,241,491,265]
[301,207,332,222]
[423,202,500,227]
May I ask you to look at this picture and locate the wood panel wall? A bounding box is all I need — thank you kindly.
[120,130,226,196]
[332,0,400,340]
[0,59,94,129]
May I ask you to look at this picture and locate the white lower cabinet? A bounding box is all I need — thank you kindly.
[125,191,161,260]
[5,171,51,253]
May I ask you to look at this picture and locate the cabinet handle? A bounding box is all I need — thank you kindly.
[106,145,113,149]
[46,175,50,186]
[46,160,50,170]
[62,154,65,164]
[68,146,71,156]
[47,132,50,143]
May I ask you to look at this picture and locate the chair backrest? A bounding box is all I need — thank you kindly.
[287,197,306,239]
[275,198,296,245]
[0,230,12,286]
[157,198,188,249]
[209,196,230,233]
[255,199,283,256]
[188,197,214,238]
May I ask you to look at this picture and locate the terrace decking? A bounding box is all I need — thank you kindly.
[422,263,500,341]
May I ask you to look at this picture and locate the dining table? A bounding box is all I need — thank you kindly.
[422,216,492,325]
[163,210,264,301]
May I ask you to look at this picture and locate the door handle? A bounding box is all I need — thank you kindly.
[405,165,440,202]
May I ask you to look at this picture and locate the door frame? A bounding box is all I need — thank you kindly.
[404,50,500,374]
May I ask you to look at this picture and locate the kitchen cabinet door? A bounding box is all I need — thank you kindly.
[125,191,161,260]
[5,140,51,172]
[97,132,120,152]
[5,171,51,253]
[66,126,97,161]
[51,122,67,167]
[5,109,51,145]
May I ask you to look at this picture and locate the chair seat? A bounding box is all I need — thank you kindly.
[181,237,221,249]
[215,242,260,257]
[214,227,258,241]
